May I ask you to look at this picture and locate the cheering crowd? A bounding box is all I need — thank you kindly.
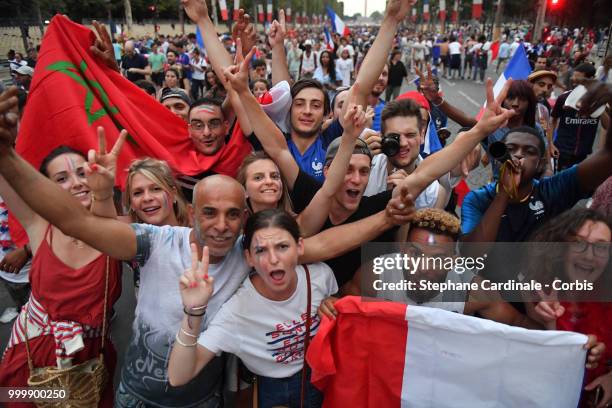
[0,0,611,406]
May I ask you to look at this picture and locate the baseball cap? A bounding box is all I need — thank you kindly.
[15,65,34,76]
[397,90,431,111]
[159,87,191,105]
[325,137,372,165]
[527,70,557,83]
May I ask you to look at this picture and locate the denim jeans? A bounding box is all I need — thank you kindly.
[257,367,323,408]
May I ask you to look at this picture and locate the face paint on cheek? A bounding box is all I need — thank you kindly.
[427,233,437,245]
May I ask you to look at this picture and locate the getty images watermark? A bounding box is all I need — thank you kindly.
[360,242,610,303]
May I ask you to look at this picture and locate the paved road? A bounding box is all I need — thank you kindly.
[0,62,501,389]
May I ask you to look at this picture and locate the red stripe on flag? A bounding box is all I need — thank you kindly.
[307,297,408,407]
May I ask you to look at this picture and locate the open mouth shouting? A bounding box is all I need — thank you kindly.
[269,269,286,284]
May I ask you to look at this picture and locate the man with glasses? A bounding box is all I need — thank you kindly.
[178,98,234,200]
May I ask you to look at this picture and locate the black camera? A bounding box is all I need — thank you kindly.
[382,133,401,156]
[488,141,511,162]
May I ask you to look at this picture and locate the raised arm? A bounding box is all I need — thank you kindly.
[350,0,413,108]
[417,65,478,128]
[224,55,300,188]
[300,186,416,264]
[399,79,515,199]
[168,245,217,386]
[297,103,371,237]
[0,89,137,260]
[269,10,291,86]
[182,0,233,88]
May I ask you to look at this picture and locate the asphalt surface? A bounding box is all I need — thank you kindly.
[0,62,500,390]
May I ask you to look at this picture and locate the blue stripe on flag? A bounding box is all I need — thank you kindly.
[326,6,338,33]
[503,44,531,80]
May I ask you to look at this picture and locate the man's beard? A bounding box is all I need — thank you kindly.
[371,87,384,97]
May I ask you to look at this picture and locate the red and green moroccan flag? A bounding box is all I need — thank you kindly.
[16,14,251,184]
[11,14,252,245]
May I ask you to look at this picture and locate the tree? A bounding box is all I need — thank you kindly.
[123,0,132,31]
[370,10,383,20]
[352,12,362,19]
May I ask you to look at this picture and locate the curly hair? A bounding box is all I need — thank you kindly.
[409,208,461,240]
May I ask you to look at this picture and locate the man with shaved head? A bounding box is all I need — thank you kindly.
[120,40,151,83]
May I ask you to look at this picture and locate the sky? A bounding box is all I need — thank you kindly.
[340,0,387,17]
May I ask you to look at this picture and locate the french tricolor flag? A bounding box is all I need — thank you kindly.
[326,6,350,37]
[323,26,334,51]
[423,0,430,21]
[411,7,417,23]
[266,0,273,22]
[477,44,531,119]
[257,3,264,23]
[233,0,240,20]
[451,0,459,22]
[286,7,291,23]
[472,0,483,19]
[439,0,447,22]
[219,0,228,21]
[307,297,588,408]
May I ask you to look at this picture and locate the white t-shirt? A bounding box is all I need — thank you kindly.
[199,263,338,378]
[336,58,354,87]
[132,224,249,339]
[364,154,457,209]
[300,51,317,73]
[191,56,207,80]
[448,41,462,55]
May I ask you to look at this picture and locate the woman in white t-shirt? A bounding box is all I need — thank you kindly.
[168,209,338,407]
[336,48,354,87]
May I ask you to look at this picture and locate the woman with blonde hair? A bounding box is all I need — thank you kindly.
[124,158,191,227]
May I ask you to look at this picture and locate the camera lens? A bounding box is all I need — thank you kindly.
[382,133,400,156]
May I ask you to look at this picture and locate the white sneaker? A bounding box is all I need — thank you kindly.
[0,307,18,323]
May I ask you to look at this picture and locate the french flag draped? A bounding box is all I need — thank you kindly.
[323,26,334,51]
[439,0,447,22]
[472,0,483,19]
[233,0,240,20]
[476,44,531,119]
[307,297,587,408]
[257,3,264,23]
[326,6,350,37]
[266,0,273,22]
[219,0,229,21]
[451,0,459,22]
[423,0,430,22]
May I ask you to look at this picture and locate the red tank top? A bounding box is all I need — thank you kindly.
[30,226,121,327]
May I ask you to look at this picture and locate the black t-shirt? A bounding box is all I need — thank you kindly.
[388,61,408,87]
[552,91,600,157]
[121,53,148,82]
[290,170,396,287]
